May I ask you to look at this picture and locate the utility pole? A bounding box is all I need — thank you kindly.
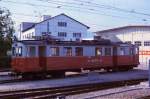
[149,59,150,87]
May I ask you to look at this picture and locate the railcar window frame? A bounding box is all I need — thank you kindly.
[16,46,22,57]
[120,47,130,55]
[18,47,22,56]
[12,47,16,56]
[95,47,103,56]
[75,47,83,56]
[104,47,111,56]
[120,47,125,55]
[135,47,139,55]
[51,47,59,56]
[64,47,72,56]
[124,47,130,55]
[29,46,36,57]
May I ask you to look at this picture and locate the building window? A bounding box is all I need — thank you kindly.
[64,47,72,56]
[51,47,59,56]
[73,33,81,38]
[29,33,32,39]
[27,34,29,38]
[58,32,67,37]
[58,22,67,27]
[75,47,83,56]
[31,32,34,38]
[42,32,51,36]
[144,41,150,46]
[125,41,131,44]
[95,47,102,56]
[76,38,80,41]
[134,41,141,46]
[105,48,111,56]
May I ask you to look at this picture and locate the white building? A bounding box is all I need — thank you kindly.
[95,25,150,65]
[19,13,89,41]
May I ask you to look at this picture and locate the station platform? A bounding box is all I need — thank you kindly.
[0,69,148,92]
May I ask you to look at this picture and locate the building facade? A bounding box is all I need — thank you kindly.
[19,13,89,41]
[95,25,150,65]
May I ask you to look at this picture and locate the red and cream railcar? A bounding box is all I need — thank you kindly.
[11,40,139,77]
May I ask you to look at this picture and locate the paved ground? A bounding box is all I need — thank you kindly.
[0,69,148,92]
[137,63,149,70]
[65,63,150,99]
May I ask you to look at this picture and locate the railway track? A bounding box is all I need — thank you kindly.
[0,79,147,99]
[84,87,143,99]
[0,68,11,72]
[139,96,150,99]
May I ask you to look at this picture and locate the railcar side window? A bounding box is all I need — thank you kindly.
[75,47,83,56]
[64,47,72,56]
[16,47,22,56]
[130,48,134,55]
[29,47,36,57]
[12,47,15,56]
[51,47,59,56]
[120,47,125,55]
[105,48,111,56]
[95,48,102,56]
[135,47,139,54]
[120,47,130,55]
[18,47,22,56]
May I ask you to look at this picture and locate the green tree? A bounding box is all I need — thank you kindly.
[0,7,14,56]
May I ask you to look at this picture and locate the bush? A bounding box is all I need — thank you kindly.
[0,56,11,68]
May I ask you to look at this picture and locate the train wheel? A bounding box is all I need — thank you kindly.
[106,68,111,72]
[34,73,47,79]
[51,72,65,78]
[22,74,33,79]
[112,68,119,72]
[126,67,134,71]
[118,68,129,71]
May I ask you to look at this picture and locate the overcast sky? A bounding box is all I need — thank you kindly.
[1,0,150,32]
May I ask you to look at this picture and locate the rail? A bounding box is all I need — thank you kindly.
[0,79,146,99]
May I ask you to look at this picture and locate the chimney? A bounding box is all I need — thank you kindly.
[42,15,51,21]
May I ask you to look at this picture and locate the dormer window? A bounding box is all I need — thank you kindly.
[58,22,67,27]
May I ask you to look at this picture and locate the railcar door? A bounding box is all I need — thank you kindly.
[39,46,47,69]
[113,46,118,67]
[132,46,139,65]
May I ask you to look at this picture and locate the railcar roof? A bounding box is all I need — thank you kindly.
[13,40,134,46]
[14,40,112,46]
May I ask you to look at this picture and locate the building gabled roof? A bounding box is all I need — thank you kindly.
[95,25,150,33]
[22,13,90,32]
[21,22,37,32]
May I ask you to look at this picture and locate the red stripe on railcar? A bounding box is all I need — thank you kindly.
[11,57,43,73]
[116,55,139,66]
[46,56,113,71]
